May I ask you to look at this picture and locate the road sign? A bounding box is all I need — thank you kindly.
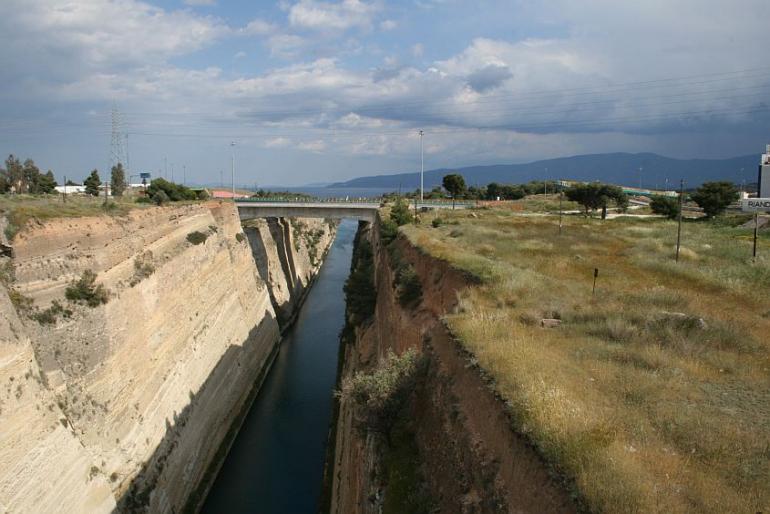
[741,198,770,212]
[140,172,151,179]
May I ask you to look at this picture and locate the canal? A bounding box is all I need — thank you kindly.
[201,219,356,513]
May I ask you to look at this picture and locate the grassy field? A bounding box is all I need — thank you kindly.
[0,195,149,241]
[401,209,770,513]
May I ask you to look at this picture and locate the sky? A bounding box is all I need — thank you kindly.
[0,0,769,187]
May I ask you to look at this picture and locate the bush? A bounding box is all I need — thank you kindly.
[151,190,169,206]
[344,238,376,323]
[380,218,399,245]
[431,217,443,228]
[130,252,155,287]
[691,181,739,218]
[186,231,208,245]
[65,270,109,307]
[650,195,681,219]
[390,198,413,226]
[147,178,198,202]
[31,300,72,324]
[337,348,420,438]
[395,264,422,307]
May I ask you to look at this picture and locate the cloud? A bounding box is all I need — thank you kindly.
[466,64,512,93]
[184,0,216,5]
[234,51,247,59]
[380,19,396,31]
[298,139,327,152]
[411,43,424,58]
[241,18,276,36]
[265,137,292,148]
[288,0,379,31]
[267,34,307,59]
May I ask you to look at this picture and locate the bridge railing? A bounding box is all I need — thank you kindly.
[236,197,383,204]
[236,197,475,207]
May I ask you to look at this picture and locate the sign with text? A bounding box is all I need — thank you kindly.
[741,198,770,212]
[140,172,151,179]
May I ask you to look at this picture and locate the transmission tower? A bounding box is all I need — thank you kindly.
[110,103,127,171]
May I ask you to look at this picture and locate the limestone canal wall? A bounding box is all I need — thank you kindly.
[0,201,335,513]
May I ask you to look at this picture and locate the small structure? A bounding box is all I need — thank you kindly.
[759,144,770,198]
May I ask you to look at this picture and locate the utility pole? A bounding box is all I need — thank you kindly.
[230,142,236,199]
[164,157,167,180]
[559,179,563,235]
[419,130,424,205]
[675,179,684,262]
[171,163,175,183]
[183,165,186,186]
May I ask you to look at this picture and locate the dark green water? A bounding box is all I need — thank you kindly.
[200,219,356,513]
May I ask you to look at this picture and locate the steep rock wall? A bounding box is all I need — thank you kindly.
[242,217,336,327]
[329,219,574,514]
[0,202,335,513]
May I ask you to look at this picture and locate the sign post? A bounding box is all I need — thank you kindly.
[741,198,770,258]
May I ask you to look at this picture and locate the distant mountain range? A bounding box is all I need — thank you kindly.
[328,152,760,191]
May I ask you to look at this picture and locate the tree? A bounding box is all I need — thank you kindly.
[147,178,198,202]
[84,169,101,196]
[442,173,466,208]
[111,163,127,197]
[691,181,738,218]
[21,159,40,193]
[389,197,413,226]
[565,182,627,217]
[34,170,57,194]
[3,155,23,193]
[649,195,681,219]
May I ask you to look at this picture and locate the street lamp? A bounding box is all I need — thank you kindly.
[419,130,424,205]
[230,142,236,199]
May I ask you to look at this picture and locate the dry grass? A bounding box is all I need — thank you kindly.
[0,195,147,240]
[401,210,770,513]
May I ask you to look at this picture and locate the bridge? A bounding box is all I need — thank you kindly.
[236,198,473,221]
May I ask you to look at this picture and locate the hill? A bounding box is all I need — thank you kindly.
[328,152,759,190]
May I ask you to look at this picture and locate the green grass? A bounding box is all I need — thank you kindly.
[0,195,146,241]
[399,209,770,513]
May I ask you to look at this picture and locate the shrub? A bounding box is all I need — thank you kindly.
[151,190,169,206]
[396,264,422,307]
[235,232,246,243]
[147,178,198,202]
[650,195,681,219]
[380,218,399,245]
[8,288,33,313]
[337,348,420,439]
[344,238,376,323]
[390,198,413,226]
[130,252,155,286]
[31,300,72,324]
[691,181,739,218]
[65,270,109,307]
[431,217,443,228]
[186,231,208,245]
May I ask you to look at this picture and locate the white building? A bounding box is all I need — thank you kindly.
[760,144,770,198]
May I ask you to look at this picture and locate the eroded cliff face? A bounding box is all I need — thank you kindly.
[0,202,335,513]
[329,219,574,514]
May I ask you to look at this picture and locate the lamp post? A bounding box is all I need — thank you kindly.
[230,142,237,199]
[419,130,424,206]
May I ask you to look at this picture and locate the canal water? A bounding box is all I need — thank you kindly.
[201,219,356,513]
